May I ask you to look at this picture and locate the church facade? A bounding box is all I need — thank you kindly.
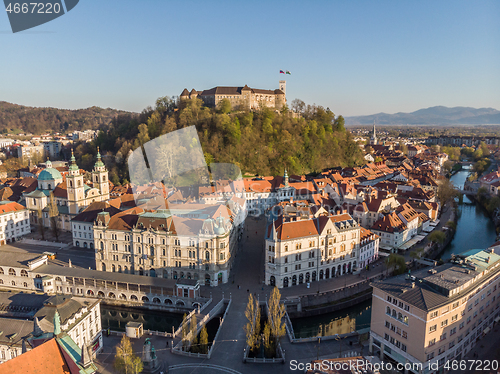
[24,150,110,231]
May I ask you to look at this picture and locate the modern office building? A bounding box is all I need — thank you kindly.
[369,249,500,374]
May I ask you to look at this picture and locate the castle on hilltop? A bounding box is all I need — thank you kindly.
[180,81,286,110]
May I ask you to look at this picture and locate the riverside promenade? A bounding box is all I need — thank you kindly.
[95,216,387,374]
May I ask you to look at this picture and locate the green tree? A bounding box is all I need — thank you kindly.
[133,123,150,150]
[437,178,458,206]
[334,115,345,132]
[244,293,261,352]
[217,99,232,114]
[428,230,446,244]
[384,254,406,275]
[410,248,424,261]
[445,221,457,230]
[486,196,500,214]
[114,334,143,374]
[199,325,209,354]
[267,287,285,349]
[262,321,272,357]
[190,313,198,351]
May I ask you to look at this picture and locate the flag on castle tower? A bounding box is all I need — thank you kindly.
[279,70,285,74]
[286,70,291,75]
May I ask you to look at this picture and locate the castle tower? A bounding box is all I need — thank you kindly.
[92,147,109,199]
[67,149,85,214]
[279,80,286,96]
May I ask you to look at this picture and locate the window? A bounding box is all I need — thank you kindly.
[428,338,436,346]
[441,319,448,327]
[429,325,437,332]
[430,311,438,318]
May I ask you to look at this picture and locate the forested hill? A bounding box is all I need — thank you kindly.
[0,101,133,134]
[82,97,364,184]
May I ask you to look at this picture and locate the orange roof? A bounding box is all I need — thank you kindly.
[244,178,273,193]
[278,219,319,240]
[0,201,26,214]
[0,338,70,374]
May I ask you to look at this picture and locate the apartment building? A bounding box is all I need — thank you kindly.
[0,201,31,245]
[93,203,243,287]
[370,249,500,374]
[358,227,380,269]
[17,144,44,161]
[265,209,361,288]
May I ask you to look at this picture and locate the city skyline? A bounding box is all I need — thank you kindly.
[0,1,498,117]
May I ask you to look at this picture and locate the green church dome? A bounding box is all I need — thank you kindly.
[38,168,62,181]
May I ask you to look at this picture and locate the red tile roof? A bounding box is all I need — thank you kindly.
[0,201,26,214]
[0,338,70,374]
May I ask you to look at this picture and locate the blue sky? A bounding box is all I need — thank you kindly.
[0,0,498,116]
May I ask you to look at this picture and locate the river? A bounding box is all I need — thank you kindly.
[290,168,498,338]
[440,168,497,260]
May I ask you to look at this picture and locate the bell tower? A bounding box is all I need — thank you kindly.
[279,80,286,96]
[92,147,109,200]
[67,149,84,214]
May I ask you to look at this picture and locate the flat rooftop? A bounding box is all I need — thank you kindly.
[0,246,45,269]
[372,249,500,312]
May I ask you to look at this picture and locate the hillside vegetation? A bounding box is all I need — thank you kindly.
[0,101,132,134]
[76,97,364,184]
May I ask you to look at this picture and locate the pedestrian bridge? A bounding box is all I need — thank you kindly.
[458,189,477,196]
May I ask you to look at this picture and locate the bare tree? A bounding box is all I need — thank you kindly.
[244,293,261,351]
[267,287,286,349]
[37,208,45,240]
[48,192,60,241]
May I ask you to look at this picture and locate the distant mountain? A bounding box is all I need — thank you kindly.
[0,101,134,134]
[346,106,500,126]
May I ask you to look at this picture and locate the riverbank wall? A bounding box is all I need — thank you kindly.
[425,202,459,261]
[286,289,372,318]
[285,277,378,318]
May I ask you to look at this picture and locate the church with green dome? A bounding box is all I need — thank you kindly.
[24,150,110,232]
